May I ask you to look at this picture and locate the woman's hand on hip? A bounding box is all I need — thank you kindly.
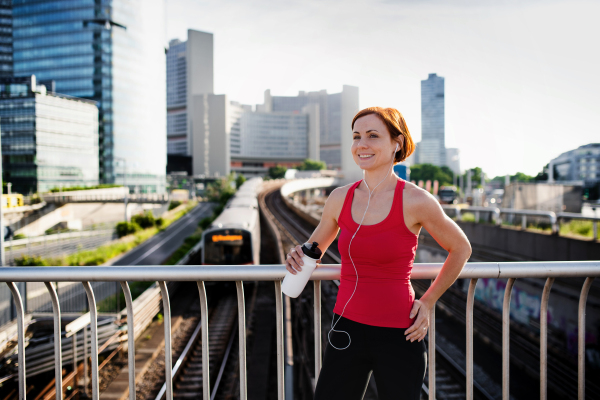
[404,299,432,342]
[285,245,304,275]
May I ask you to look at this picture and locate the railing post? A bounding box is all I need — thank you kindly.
[466,278,478,400]
[593,221,598,241]
[522,215,527,230]
[158,282,173,400]
[428,279,436,400]
[120,281,136,400]
[578,277,594,400]
[197,281,210,400]
[313,280,322,388]
[540,277,554,400]
[7,282,26,400]
[45,281,63,400]
[275,281,284,400]
[502,278,515,400]
[236,281,247,400]
[82,282,99,400]
[83,325,89,396]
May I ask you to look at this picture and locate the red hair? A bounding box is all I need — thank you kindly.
[352,107,415,163]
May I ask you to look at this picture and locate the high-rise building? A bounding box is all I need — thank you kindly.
[166,30,220,176]
[418,73,446,166]
[446,148,460,175]
[0,0,11,77]
[12,0,167,193]
[263,85,359,170]
[0,76,99,194]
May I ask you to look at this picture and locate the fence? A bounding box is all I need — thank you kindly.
[0,262,598,400]
[442,206,600,240]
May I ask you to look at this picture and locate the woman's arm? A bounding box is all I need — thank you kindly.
[285,187,345,274]
[405,190,472,342]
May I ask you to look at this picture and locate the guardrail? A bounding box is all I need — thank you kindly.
[42,193,170,204]
[442,206,600,240]
[1,262,598,400]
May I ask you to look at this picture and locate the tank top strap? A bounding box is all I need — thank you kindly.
[338,180,362,226]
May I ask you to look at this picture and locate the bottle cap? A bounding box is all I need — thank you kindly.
[301,241,322,259]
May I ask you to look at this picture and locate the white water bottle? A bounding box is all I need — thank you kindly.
[281,241,322,298]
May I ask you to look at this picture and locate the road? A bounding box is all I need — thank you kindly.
[111,202,215,266]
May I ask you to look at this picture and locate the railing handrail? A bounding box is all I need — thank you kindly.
[0,262,599,282]
[3,261,598,400]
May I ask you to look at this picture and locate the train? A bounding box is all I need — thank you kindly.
[201,177,262,265]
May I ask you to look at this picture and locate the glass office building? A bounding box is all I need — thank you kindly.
[0,0,11,77]
[0,76,99,194]
[419,73,446,166]
[12,0,166,193]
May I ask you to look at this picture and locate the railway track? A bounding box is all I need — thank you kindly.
[262,187,492,399]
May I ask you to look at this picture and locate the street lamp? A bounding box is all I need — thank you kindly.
[114,157,128,222]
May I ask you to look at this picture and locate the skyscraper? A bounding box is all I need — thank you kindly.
[0,0,11,77]
[419,73,446,166]
[12,0,167,193]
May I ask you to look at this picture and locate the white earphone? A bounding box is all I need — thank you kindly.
[328,141,399,350]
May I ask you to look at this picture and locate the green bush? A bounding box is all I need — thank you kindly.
[213,204,224,217]
[15,255,49,266]
[235,174,247,189]
[560,220,593,238]
[199,216,214,230]
[168,201,181,211]
[461,212,476,222]
[116,221,140,238]
[268,165,287,179]
[131,211,156,229]
[12,233,26,240]
[155,217,164,227]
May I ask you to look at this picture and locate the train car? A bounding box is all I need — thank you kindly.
[201,178,262,265]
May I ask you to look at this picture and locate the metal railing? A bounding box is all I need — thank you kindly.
[443,206,600,239]
[1,261,598,400]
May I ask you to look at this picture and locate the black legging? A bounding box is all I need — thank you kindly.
[314,315,427,400]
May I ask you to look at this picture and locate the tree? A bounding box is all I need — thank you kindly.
[410,164,454,186]
[268,165,287,179]
[235,174,246,189]
[298,159,326,171]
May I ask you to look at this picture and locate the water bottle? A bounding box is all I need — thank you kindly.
[281,241,322,298]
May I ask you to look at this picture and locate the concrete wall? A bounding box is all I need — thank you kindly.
[504,182,583,213]
[424,221,600,261]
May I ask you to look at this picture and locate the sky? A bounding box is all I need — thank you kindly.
[166,0,600,178]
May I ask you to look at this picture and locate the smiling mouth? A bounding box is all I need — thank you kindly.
[358,154,374,159]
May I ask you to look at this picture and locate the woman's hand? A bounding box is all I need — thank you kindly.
[285,245,304,275]
[404,299,433,342]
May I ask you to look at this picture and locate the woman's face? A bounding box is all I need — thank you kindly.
[352,114,401,171]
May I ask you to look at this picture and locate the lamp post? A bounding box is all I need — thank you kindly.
[114,157,128,222]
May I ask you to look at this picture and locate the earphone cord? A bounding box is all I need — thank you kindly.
[328,149,397,351]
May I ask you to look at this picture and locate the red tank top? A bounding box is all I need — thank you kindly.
[333,178,419,328]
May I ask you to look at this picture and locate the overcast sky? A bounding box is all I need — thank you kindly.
[166,0,600,178]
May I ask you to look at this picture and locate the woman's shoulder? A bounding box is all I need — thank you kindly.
[322,181,356,217]
[326,182,355,206]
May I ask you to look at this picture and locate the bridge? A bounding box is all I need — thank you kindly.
[1,178,599,400]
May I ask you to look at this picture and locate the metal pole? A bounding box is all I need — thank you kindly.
[579,277,594,400]
[158,282,173,400]
[7,282,25,400]
[120,282,136,400]
[236,281,248,400]
[124,160,128,222]
[45,282,63,400]
[428,279,436,400]
[466,278,478,400]
[197,281,210,400]
[313,280,322,387]
[502,278,515,400]
[540,277,554,400]
[275,281,285,400]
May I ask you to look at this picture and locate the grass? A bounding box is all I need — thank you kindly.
[559,219,594,239]
[163,230,203,265]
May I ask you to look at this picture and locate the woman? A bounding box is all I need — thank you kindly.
[285,107,472,400]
